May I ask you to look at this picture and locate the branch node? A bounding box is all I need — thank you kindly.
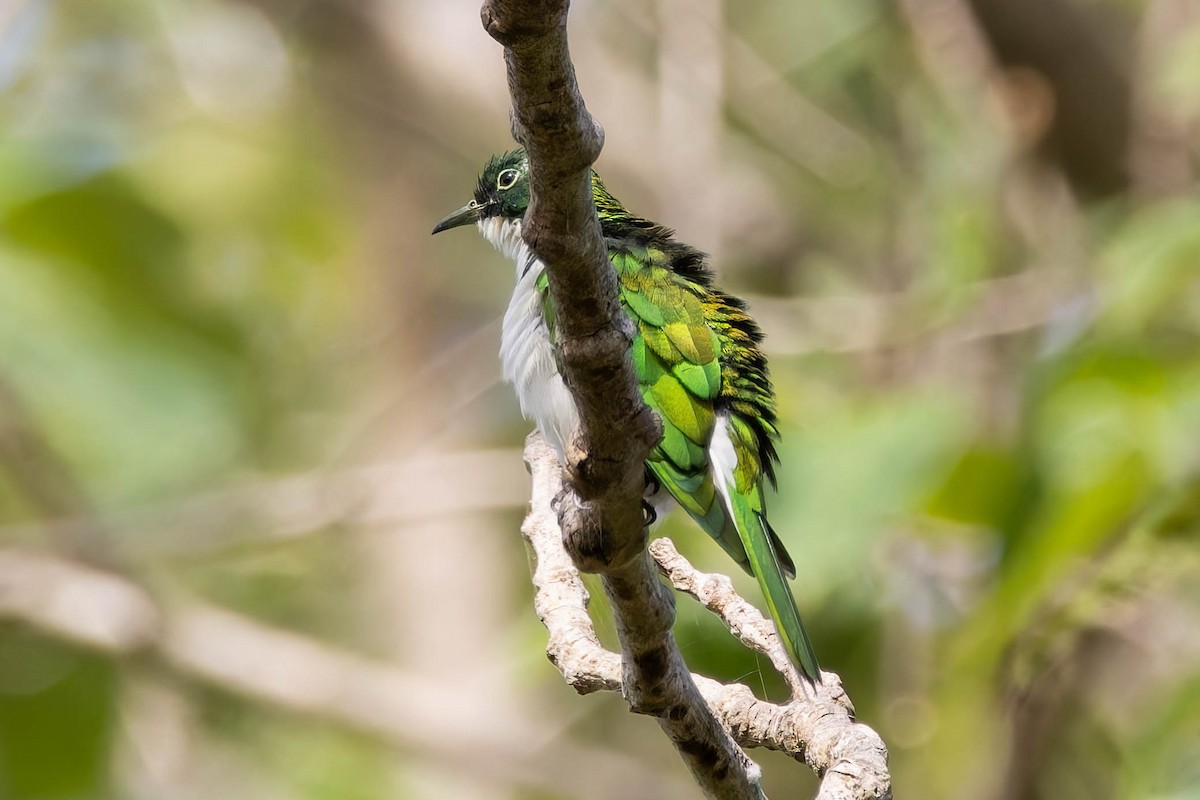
[480,0,563,47]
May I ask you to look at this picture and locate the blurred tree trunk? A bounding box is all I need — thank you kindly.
[967,0,1134,199]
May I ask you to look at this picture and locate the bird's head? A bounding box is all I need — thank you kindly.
[431,149,530,235]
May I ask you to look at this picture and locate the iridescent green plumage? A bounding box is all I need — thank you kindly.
[434,150,821,682]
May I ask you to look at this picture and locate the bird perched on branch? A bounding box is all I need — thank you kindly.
[433,149,820,683]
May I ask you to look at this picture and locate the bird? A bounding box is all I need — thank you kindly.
[432,149,820,683]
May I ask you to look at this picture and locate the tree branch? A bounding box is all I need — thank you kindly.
[482,2,778,797]
[0,548,699,799]
[525,434,892,799]
[481,0,658,568]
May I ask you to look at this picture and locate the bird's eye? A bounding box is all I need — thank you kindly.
[497,169,520,190]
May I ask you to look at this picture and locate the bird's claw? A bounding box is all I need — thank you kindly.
[641,499,657,528]
[644,468,661,497]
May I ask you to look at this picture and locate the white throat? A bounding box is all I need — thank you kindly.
[481,216,580,461]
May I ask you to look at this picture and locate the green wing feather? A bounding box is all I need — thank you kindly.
[608,230,821,683]
[617,247,750,569]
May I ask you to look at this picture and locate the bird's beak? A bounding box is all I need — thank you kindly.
[431,200,484,235]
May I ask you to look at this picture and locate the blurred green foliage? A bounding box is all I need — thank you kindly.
[0,0,1198,799]
[0,631,116,799]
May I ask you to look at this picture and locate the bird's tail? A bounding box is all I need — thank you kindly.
[731,495,821,683]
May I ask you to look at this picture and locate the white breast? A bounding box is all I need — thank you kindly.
[480,217,580,461]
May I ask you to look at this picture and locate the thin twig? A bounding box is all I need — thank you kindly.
[0,548,697,800]
[524,435,892,799]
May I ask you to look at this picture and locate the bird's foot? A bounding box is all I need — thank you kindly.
[551,485,578,531]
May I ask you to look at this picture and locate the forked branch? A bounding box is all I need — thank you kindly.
[525,435,892,799]
[483,1,890,796]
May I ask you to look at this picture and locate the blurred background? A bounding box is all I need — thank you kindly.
[0,0,1198,797]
